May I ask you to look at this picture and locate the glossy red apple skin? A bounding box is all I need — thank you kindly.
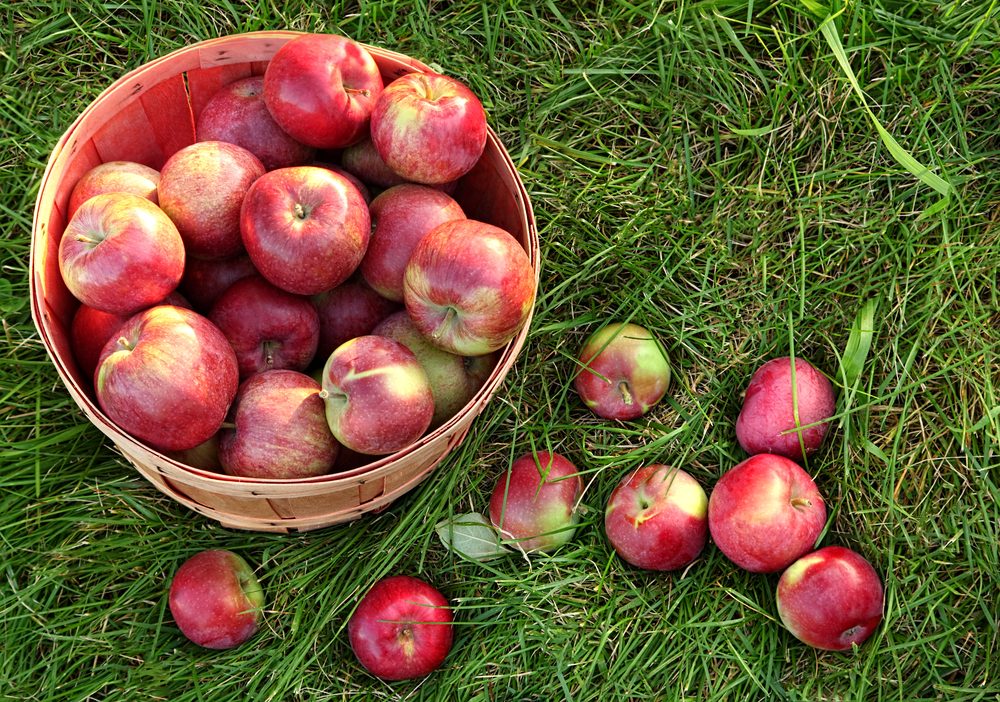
[312,160,372,203]
[604,465,708,571]
[736,356,836,463]
[168,550,264,650]
[403,219,535,356]
[339,136,408,188]
[263,34,383,149]
[360,184,466,302]
[157,141,265,260]
[58,192,185,316]
[489,451,583,554]
[777,546,884,651]
[312,278,400,360]
[370,73,487,185]
[94,305,239,452]
[708,453,827,574]
[320,335,434,455]
[196,75,315,170]
[179,254,258,313]
[372,310,496,428]
[348,575,454,681]
[68,160,160,219]
[219,370,339,479]
[574,322,671,421]
[240,165,370,295]
[209,276,320,379]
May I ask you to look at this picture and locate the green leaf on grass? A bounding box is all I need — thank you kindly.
[840,298,878,390]
[435,512,511,562]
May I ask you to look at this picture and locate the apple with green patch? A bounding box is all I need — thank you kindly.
[708,453,826,573]
[604,464,708,571]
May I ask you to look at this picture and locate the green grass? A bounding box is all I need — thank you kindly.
[2,0,998,699]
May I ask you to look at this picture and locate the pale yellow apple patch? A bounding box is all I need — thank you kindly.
[780,552,823,588]
[344,364,428,399]
[741,478,789,525]
[670,476,708,519]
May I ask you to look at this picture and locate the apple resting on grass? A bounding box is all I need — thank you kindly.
[169,549,264,650]
[94,305,239,452]
[604,465,708,571]
[373,310,496,428]
[263,33,383,149]
[573,322,670,421]
[489,451,583,554]
[776,546,884,651]
[320,335,434,455]
[312,278,399,360]
[708,453,826,573]
[360,184,466,302]
[240,165,370,295]
[736,356,836,463]
[58,192,185,316]
[209,276,320,379]
[403,219,535,356]
[370,72,487,185]
[348,575,454,681]
[196,75,315,171]
[68,160,160,219]
[219,370,339,479]
[157,141,265,259]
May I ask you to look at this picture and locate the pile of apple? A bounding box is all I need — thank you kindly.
[58,32,536,479]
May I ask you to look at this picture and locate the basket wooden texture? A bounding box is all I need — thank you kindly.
[29,31,538,533]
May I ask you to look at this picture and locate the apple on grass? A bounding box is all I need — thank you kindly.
[58,192,185,316]
[312,278,399,360]
[708,453,826,573]
[320,335,434,455]
[348,575,454,681]
[403,218,535,356]
[777,546,884,651]
[169,549,264,650]
[196,75,315,171]
[240,165,370,295]
[68,160,160,219]
[360,183,466,302]
[489,451,583,554]
[574,322,670,421]
[370,72,487,185]
[209,276,320,379]
[219,369,339,479]
[94,305,239,452]
[604,464,708,571]
[157,140,265,260]
[263,33,383,149]
[736,356,836,463]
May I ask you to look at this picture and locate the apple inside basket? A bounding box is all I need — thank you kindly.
[29,31,538,533]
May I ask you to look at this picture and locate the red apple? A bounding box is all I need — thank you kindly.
[489,451,583,554]
[219,370,339,479]
[312,160,372,203]
[68,160,160,219]
[348,575,453,681]
[776,546,884,651]
[312,278,399,360]
[403,219,535,356]
[604,464,708,571]
[240,165,370,295]
[573,322,671,421]
[263,33,383,149]
[58,192,185,315]
[708,453,827,573]
[370,72,487,184]
[360,184,466,302]
[157,140,265,259]
[372,310,496,428]
[339,136,408,188]
[736,356,836,463]
[178,254,258,313]
[94,305,239,451]
[168,549,264,650]
[209,276,320,379]
[196,75,315,170]
[319,335,434,455]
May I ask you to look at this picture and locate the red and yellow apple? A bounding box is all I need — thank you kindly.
[68,160,160,219]
[312,278,399,360]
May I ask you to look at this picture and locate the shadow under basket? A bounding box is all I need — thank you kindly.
[29,31,539,533]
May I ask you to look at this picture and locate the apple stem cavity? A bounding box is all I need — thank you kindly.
[262,340,277,368]
[76,233,102,246]
[790,496,813,510]
[116,335,135,352]
[617,381,634,408]
[293,202,308,220]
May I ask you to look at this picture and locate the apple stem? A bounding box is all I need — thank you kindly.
[262,341,276,368]
[76,234,101,245]
[433,307,458,341]
[345,87,370,98]
[220,421,237,430]
[293,202,307,220]
[617,381,634,407]
[790,496,812,510]
[116,336,134,352]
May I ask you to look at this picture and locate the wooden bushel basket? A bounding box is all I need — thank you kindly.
[29,31,538,533]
